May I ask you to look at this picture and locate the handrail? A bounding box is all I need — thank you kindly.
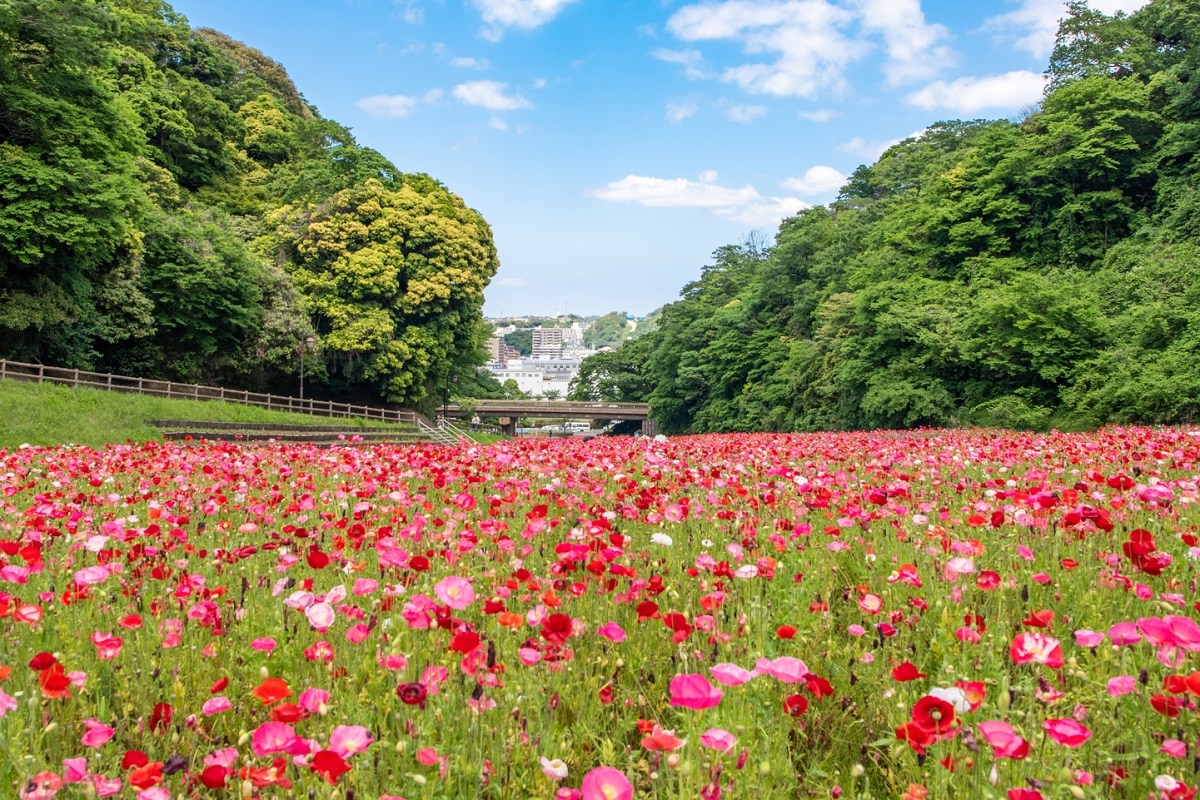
[0,359,415,424]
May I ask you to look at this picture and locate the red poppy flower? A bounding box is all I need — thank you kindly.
[310,750,351,784]
[149,702,172,734]
[397,682,428,707]
[122,750,149,769]
[895,721,935,754]
[271,702,307,723]
[128,761,164,789]
[891,662,926,682]
[805,674,835,699]
[28,652,57,671]
[199,765,230,789]
[450,631,481,653]
[1022,610,1055,629]
[38,663,71,699]
[250,677,292,706]
[911,695,956,735]
[776,625,798,639]
[782,694,808,716]
[541,613,573,645]
[1152,693,1182,717]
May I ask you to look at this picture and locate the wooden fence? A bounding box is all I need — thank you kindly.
[0,359,416,424]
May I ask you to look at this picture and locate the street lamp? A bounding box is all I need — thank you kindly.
[299,336,316,401]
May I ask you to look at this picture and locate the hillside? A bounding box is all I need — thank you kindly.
[580,0,1200,433]
[0,0,499,412]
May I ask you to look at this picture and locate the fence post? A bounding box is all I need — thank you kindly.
[38,364,44,383]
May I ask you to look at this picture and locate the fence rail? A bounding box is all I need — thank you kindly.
[0,359,416,424]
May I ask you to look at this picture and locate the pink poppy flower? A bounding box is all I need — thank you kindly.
[977,720,1029,760]
[700,728,737,753]
[63,758,88,783]
[540,757,569,780]
[329,725,373,758]
[1043,719,1091,748]
[352,578,378,596]
[345,624,371,644]
[1108,622,1141,646]
[581,767,633,800]
[1073,630,1104,647]
[597,622,626,643]
[305,602,335,630]
[1161,740,1188,758]
[0,689,17,718]
[416,747,442,766]
[201,696,232,716]
[292,689,327,716]
[755,656,809,683]
[81,718,115,748]
[1010,632,1063,669]
[669,673,724,710]
[203,748,238,768]
[710,663,754,686]
[1106,675,1136,697]
[250,638,276,653]
[251,722,298,757]
[434,576,474,610]
[91,775,121,798]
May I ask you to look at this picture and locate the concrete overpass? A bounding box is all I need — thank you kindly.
[442,400,657,437]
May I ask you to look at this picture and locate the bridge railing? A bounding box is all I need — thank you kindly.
[0,359,416,424]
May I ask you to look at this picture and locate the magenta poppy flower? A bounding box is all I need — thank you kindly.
[81,718,115,748]
[669,673,724,710]
[977,720,1029,760]
[597,622,626,643]
[1108,622,1142,646]
[201,696,232,716]
[251,722,298,757]
[581,767,633,800]
[1043,719,1091,748]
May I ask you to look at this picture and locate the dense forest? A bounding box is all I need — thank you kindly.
[0,0,501,409]
[572,0,1200,434]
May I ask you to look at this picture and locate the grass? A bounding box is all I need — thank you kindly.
[0,378,423,448]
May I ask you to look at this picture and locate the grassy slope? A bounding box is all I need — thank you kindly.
[0,379,420,448]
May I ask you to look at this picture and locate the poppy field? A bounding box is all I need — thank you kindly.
[2,428,1200,800]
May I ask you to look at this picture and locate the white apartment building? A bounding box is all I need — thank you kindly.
[487,358,579,397]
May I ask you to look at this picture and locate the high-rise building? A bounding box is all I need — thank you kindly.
[532,327,563,360]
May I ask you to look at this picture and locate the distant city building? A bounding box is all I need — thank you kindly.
[486,337,503,363]
[487,358,579,397]
[532,327,563,360]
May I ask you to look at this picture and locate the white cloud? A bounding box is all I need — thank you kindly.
[652,48,711,80]
[472,0,579,39]
[666,99,700,124]
[727,103,767,124]
[587,174,807,227]
[453,80,533,110]
[781,165,847,196]
[985,0,1150,59]
[667,0,865,98]
[489,115,508,131]
[850,0,955,85]
[840,135,902,160]
[356,94,420,118]
[699,170,719,183]
[798,109,837,122]
[495,276,529,288]
[451,56,491,70]
[906,70,1046,114]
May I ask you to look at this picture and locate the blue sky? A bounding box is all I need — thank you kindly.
[169,0,1148,317]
